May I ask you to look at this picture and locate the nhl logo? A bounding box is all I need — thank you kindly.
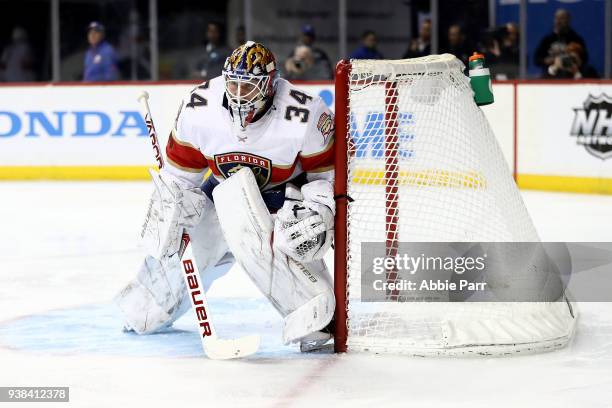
[214,152,272,188]
[570,94,612,160]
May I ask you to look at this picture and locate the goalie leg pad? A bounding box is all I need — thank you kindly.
[116,194,232,334]
[282,260,335,344]
[116,255,233,335]
[212,168,334,343]
[115,254,186,334]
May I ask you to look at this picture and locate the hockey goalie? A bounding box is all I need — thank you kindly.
[115,41,336,352]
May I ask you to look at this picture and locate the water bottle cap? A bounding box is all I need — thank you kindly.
[469,52,485,62]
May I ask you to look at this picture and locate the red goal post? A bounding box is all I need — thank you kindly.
[334,60,401,353]
[334,59,350,353]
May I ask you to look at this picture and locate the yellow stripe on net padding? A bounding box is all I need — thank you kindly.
[0,166,153,180]
[351,169,487,189]
[518,174,612,195]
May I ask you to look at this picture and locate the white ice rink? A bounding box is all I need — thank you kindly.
[1,182,612,407]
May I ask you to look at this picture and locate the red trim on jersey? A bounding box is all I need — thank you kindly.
[208,159,223,176]
[299,140,336,172]
[299,142,335,172]
[166,133,208,171]
[270,161,299,183]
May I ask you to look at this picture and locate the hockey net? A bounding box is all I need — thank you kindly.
[333,55,577,356]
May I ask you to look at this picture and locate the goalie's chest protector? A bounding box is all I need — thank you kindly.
[177,77,327,190]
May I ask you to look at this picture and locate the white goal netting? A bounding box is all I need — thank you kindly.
[342,55,576,356]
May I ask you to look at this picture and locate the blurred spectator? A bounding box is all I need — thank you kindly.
[194,22,231,80]
[287,25,332,79]
[117,9,150,80]
[402,19,431,59]
[544,41,598,79]
[235,25,246,47]
[534,9,587,77]
[83,22,119,82]
[0,27,35,82]
[482,22,519,79]
[350,30,384,60]
[284,45,331,80]
[442,24,471,65]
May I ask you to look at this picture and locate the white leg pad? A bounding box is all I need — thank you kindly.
[213,168,335,343]
[115,197,232,334]
[115,254,185,334]
[282,282,335,344]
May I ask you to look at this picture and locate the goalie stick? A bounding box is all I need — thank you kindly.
[137,90,260,360]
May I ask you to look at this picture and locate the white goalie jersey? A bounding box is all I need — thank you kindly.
[162,76,335,194]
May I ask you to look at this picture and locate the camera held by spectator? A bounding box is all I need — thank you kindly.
[545,42,598,79]
[285,25,332,80]
[534,9,592,78]
[284,45,325,80]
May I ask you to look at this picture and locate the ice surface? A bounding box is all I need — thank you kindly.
[1,182,612,407]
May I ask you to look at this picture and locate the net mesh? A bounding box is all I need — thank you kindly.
[343,55,576,355]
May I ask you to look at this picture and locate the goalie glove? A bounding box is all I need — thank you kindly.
[273,180,335,263]
[141,169,207,259]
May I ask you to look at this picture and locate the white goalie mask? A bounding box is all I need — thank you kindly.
[222,41,279,130]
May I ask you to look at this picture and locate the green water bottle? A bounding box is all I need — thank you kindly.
[468,52,494,106]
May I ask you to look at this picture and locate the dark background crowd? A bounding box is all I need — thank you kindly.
[0,0,606,83]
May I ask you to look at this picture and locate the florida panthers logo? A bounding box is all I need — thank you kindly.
[214,152,272,188]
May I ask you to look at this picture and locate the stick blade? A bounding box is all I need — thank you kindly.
[204,335,261,360]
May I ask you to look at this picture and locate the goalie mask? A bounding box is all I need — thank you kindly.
[223,41,279,130]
